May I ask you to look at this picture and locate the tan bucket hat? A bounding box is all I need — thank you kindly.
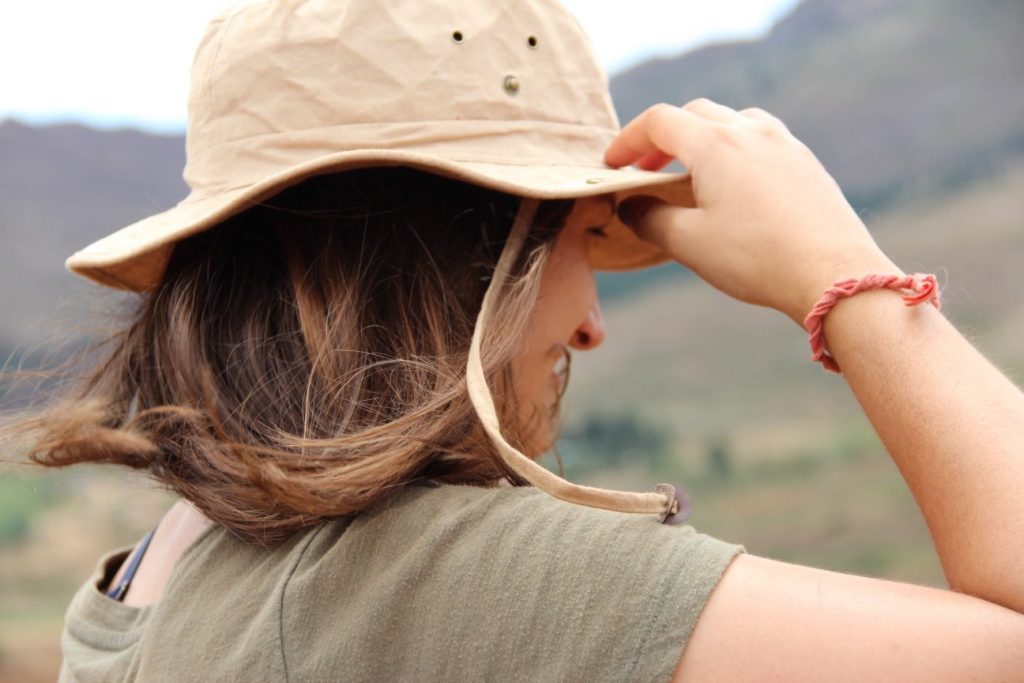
[65,0,692,291]
[66,0,691,523]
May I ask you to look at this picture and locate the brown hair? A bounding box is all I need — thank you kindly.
[4,167,574,546]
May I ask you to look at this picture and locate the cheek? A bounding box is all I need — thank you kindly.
[542,246,596,329]
[538,240,594,316]
[522,259,567,353]
[518,235,595,370]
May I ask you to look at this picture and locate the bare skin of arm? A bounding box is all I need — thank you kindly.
[606,100,1024,681]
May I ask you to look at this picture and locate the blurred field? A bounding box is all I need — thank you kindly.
[0,469,171,682]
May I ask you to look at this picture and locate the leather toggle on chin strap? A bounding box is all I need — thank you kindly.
[465,196,693,525]
[656,483,692,525]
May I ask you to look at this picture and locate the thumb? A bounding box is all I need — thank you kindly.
[616,195,706,268]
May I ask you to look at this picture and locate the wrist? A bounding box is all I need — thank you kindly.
[804,272,941,373]
[788,253,903,326]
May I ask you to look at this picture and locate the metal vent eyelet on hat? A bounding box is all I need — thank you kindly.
[503,75,520,95]
[527,35,538,49]
[451,30,464,43]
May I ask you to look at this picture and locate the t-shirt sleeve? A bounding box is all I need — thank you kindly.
[286,484,744,682]
[470,487,745,682]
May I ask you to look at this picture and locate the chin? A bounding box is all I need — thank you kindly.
[515,390,561,459]
[522,418,557,460]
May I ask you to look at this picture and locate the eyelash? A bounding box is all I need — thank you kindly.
[587,227,609,239]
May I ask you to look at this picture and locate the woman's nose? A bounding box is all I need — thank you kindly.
[570,306,606,350]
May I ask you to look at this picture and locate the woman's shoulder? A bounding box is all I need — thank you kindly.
[154,481,740,599]
[362,480,737,547]
[296,480,745,624]
[278,481,744,681]
[320,481,744,575]
[82,481,739,598]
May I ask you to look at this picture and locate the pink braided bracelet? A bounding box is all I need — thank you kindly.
[803,273,941,373]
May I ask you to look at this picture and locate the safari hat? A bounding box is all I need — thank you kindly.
[66,0,691,523]
[65,0,691,291]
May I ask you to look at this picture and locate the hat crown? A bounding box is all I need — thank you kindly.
[184,0,619,193]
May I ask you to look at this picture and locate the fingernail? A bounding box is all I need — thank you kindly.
[616,195,657,226]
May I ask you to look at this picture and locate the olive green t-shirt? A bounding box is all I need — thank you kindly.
[59,482,744,682]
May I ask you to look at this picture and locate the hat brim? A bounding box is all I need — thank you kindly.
[66,149,694,291]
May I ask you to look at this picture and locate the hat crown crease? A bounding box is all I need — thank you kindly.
[184,0,618,197]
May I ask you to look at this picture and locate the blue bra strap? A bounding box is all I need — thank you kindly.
[106,527,157,601]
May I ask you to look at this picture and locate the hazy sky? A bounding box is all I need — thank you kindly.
[0,0,800,132]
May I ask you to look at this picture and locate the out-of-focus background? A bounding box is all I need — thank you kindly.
[2,0,1023,679]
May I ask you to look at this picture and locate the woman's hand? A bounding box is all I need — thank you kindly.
[607,99,900,325]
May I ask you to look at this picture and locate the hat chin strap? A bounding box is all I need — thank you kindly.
[465,198,691,524]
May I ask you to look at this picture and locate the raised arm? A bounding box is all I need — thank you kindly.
[607,99,1024,681]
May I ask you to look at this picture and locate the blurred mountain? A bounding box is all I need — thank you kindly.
[1,0,1023,360]
[610,0,1024,210]
[0,120,186,356]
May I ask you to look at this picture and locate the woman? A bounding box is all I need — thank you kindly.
[7,0,1024,680]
